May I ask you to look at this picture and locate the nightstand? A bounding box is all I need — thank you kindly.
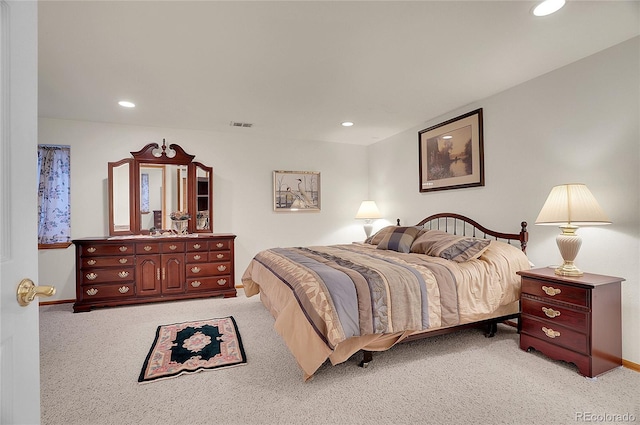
[517,267,624,378]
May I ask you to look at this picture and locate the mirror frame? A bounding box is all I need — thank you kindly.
[108,139,213,235]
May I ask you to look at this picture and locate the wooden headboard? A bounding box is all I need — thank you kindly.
[399,213,528,253]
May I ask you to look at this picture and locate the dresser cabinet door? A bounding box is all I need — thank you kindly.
[136,254,161,296]
[161,254,185,294]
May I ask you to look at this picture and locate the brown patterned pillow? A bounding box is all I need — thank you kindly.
[376,226,422,253]
[365,225,396,245]
[410,229,490,262]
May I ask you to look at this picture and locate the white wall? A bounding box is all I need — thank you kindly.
[37,122,371,302]
[369,37,640,365]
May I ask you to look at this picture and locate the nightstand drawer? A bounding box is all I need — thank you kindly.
[521,316,588,354]
[521,296,588,332]
[521,277,588,307]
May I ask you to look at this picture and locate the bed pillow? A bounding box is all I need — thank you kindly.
[376,226,422,253]
[410,229,491,262]
[365,225,397,245]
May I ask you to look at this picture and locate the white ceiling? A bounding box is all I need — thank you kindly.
[38,1,639,146]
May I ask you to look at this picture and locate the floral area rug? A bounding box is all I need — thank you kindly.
[138,316,246,383]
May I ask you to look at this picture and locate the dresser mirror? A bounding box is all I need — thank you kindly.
[108,140,213,236]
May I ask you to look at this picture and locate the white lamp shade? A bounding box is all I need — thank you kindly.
[535,184,611,226]
[355,201,381,219]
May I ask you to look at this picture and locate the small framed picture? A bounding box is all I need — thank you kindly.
[418,108,484,192]
[273,170,320,212]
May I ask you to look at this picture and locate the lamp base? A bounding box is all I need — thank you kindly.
[555,225,583,277]
[554,261,583,277]
[363,223,373,239]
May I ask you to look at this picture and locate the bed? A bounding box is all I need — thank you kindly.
[242,213,530,380]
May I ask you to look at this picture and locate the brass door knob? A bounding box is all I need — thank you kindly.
[16,279,55,306]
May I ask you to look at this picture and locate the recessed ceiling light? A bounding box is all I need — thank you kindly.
[442,135,453,139]
[341,121,354,127]
[118,100,135,108]
[532,0,565,17]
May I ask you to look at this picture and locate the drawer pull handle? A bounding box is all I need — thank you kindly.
[87,247,96,253]
[119,246,128,252]
[118,271,129,278]
[191,281,202,288]
[217,279,227,286]
[144,245,152,252]
[542,286,561,296]
[193,243,201,249]
[542,327,560,339]
[216,243,223,248]
[87,259,97,266]
[118,286,129,294]
[191,267,201,273]
[86,272,98,281]
[193,254,202,260]
[217,265,227,272]
[156,268,160,281]
[119,258,128,264]
[216,254,224,259]
[542,307,561,318]
[169,244,177,250]
[86,288,98,296]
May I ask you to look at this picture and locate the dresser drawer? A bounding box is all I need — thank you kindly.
[186,262,231,277]
[82,243,134,256]
[209,251,231,262]
[186,241,208,252]
[521,278,588,307]
[161,242,185,253]
[186,252,208,263]
[81,267,135,285]
[136,243,160,254]
[82,256,134,268]
[521,316,588,354]
[80,283,135,301]
[521,296,588,332]
[186,275,233,291]
[209,239,231,251]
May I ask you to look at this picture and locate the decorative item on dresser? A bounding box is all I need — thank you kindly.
[518,267,624,378]
[73,234,236,313]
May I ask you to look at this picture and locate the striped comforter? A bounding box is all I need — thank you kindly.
[242,242,529,353]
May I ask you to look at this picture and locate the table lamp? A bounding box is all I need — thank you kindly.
[355,200,381,238]
[535,184,611,276]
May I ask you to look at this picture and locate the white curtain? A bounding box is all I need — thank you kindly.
[37,145,71,244]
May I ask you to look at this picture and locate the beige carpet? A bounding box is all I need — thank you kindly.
[40,294,639,425]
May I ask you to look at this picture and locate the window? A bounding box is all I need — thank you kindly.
[37,145,71,249]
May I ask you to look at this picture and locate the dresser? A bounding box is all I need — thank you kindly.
[73,234,236,312]
[518,267,624,378]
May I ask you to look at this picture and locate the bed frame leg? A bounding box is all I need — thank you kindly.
[359,350,373,368]
[484,321,498,338]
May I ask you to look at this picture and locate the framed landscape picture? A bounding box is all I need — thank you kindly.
[418,108,484,192]
[273,170,320,211]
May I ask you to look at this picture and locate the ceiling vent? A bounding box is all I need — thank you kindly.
[230,121,253,128]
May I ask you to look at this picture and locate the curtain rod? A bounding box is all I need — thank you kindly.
[38,144,70,148]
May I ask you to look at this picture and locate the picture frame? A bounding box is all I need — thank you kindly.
[273,170,320,211]
[418,108,484,192]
